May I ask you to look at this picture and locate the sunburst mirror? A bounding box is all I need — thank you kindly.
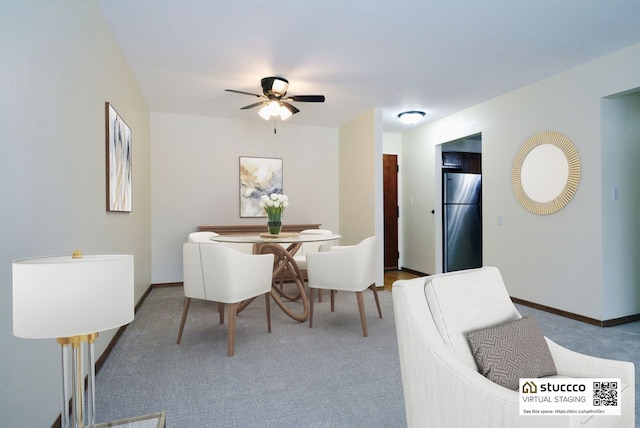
[511,131,581,215]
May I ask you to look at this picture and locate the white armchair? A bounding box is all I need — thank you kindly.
[306,236,381,336]
[178,242,274,356]
[392,267,635,427]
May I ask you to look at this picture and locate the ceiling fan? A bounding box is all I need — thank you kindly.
[225,76,325,121]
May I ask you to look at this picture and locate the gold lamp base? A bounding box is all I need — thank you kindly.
[57,333,99,428]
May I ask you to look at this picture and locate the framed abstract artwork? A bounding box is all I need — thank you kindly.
[239,156,283,217]
[105,102,132,212]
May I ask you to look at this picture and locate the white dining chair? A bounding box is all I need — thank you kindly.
[187,231,219,242]
[293,229,337,270]
[306,236,381,336]
[178,242,274,356]
[188,230,254,254]
[293,229,338,302]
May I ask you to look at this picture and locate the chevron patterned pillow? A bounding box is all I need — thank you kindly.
[467,315,557,390]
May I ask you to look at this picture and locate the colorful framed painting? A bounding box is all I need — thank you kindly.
[239,156,283,217]
[105,102,132,212]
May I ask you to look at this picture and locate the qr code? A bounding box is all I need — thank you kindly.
[593,381,618,406]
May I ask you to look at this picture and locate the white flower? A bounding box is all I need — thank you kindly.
[260,193,289,217]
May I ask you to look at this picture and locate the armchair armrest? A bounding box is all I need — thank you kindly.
[547,337,635,381]
[547,337,635,426]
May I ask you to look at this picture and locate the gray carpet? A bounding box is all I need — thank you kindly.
[95,285,640,427]
[96,286,406,427]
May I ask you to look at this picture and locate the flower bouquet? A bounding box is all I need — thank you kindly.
[260,193,289,235]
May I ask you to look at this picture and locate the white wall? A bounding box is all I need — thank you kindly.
[151,113,339,283]
[339,109,377,245]
[338,109,384,285]
[1,1,151,426]
[401,42,640,321]
[601,90,640,319]
[401,124,449,275]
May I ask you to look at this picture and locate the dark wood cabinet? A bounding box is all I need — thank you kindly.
[464,152,481,173]
[442,152,481,173]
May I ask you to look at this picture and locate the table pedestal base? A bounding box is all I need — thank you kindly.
[255,243,309,322]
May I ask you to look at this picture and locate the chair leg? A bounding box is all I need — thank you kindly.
[218,302,225,324]
[330,290,336,312]
[369,284,383,319]
[309,288,314,328]
[265,293,272,333]
[318,288,322,302]
[227,303,237,357]
[356,291,368,337]
[177,297,191,344]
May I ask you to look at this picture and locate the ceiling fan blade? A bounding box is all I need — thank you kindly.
[281,102,300,114]
[225,89,263,97]
[240,101,266,110]
[289,95,325,102]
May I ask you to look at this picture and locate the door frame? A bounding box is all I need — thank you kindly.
[436,134,483,274]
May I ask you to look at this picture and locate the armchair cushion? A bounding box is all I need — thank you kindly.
[467,315,557,390]
[425,267,521,369]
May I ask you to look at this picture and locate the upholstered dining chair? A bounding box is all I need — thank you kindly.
[178,242,274,356]
[306,236,381,336]
[294,229,338,302]
[187,231,219,242]
[188,230,253,254]
[292,229,337,269]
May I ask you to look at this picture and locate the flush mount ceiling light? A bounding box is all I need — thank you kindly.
[398,110,426,125]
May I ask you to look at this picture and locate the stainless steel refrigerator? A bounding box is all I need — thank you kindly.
[443,172,482,272]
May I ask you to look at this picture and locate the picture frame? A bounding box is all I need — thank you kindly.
[105,102,132,212]
[239,156,283,217]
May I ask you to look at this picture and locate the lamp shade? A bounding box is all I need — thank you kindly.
[13,254,134,339]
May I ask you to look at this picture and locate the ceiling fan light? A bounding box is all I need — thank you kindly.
[279,105,292,121]
[258,105,272,120]
[398,110,426,125]
[259,101,286,120]
[261,76,289,97]
[268,100,281,115]
[271,78,288,96]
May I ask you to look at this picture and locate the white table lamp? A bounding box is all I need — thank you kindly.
[13,252,134,428]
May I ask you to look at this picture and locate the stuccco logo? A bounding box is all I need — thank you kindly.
[519,378,621,417]
[540,383,586,393]
[522,381,537,394]
[522,380,586,393]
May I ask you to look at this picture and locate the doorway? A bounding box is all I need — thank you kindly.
[383,154,399,270]
[440,134,482,273]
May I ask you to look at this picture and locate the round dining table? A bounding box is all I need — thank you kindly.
[209,232,341,322]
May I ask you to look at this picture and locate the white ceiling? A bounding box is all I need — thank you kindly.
[97,0,640,133]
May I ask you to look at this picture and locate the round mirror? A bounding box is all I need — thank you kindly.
[512,131,580,215]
